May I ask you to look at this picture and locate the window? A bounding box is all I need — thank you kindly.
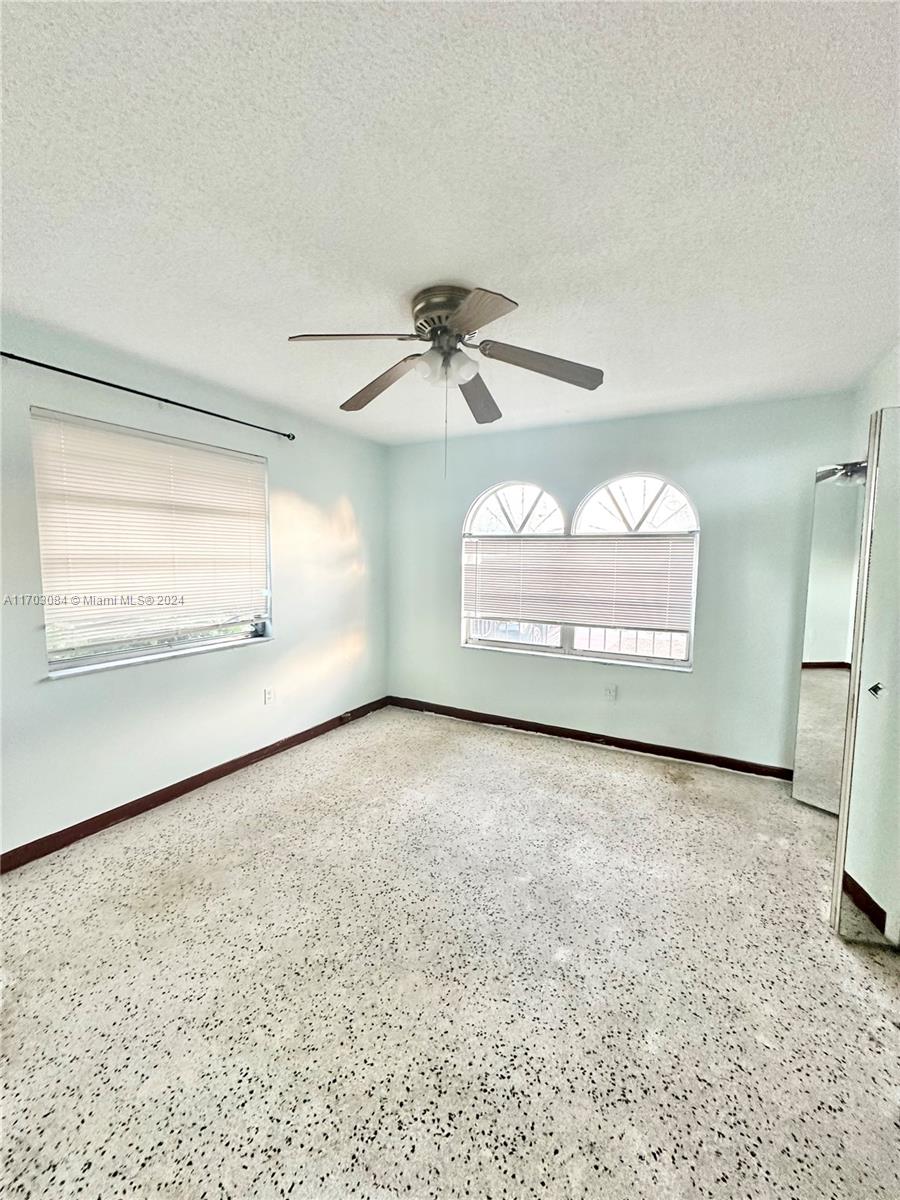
[570,475,698,664]
[462,475,699,668]
[30,408,271,674]
[462,483,564,648]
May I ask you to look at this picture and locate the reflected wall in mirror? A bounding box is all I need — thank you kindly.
[793,465,865,814]
[832,406,900,947]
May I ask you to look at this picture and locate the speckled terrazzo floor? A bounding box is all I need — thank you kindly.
[3,708,899,1200]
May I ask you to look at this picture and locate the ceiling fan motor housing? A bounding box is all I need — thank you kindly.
[411,285,470,338]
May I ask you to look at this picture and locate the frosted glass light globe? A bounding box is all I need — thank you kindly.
[414,347,446,386]
[445,349,479,385]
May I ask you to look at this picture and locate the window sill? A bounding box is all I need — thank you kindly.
[46,634,272,680]
[462,640,693,673]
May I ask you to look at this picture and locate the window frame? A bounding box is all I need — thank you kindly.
[461,475,699,672]
[30,407,274,678]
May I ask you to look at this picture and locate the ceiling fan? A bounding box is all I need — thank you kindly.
[288,284,604,425]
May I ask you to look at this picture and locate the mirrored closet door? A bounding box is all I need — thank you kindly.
[793,461,866,814]
[831,407,899,945]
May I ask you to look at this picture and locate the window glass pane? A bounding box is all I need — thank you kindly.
[653,631,672,658]
[611,476,664,531]
[469,619,561,647]
[498,484,541,532]
[572,490,627,533]
[644,484,697,532]
[466,483,564,535]
[574,475,697,534]
[671,632,689,660]
[571,625,690,662]
[467,492,511,535]
[636,630,654,655]
[524,492,565,534]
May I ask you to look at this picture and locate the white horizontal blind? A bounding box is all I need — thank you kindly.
[30,408,270,668]
[462,534,697,632]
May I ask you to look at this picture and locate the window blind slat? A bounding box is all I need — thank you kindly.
[462,535,697,632]
[30,409,270,667]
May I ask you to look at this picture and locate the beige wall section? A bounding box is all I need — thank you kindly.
[1,316,389,852]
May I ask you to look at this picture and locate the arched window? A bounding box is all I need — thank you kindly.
[462,474,698,668]
[463,483,565,649]
[464,482,564,536]
[571,475,699,664]
[573,474,698,535]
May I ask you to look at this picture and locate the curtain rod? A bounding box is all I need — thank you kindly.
[1,351,296,441]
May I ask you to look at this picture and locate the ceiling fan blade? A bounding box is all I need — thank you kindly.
[340,354,422,412]
[460,374,502,424]
[447,288,518,335]
[289,332,420,342]
[478,340,604,390]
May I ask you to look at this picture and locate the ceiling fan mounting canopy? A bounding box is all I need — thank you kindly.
[287,282,604,426]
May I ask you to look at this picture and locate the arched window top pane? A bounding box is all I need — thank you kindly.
[573,474,698,535]
[464,482,565,536]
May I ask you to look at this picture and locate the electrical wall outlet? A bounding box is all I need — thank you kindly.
[603,685,618,702]
[263,687,275,705]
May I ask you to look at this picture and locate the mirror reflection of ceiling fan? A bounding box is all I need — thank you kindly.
[815,460,867,485]
[288,284,604,425]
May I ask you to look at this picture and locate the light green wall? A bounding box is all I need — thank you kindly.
[387,392,858,769]
[1,315,389,851]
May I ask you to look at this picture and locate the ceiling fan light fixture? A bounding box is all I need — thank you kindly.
[415,346,479,387]
[445,349,479,385]
[414,346,446,386]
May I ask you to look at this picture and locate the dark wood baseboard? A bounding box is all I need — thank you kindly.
[2,693,793,875]
[802,661,851,670]
[386,696,793,780]
[842,871,887,934]
[0,697,389,874]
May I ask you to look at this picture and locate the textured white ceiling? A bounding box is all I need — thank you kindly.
[3,2,897,443]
